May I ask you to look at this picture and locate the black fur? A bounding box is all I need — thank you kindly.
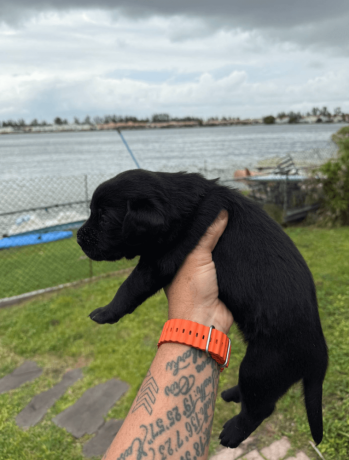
[77,169,328,448]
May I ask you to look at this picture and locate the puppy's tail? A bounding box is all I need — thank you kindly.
[303,376,324,445]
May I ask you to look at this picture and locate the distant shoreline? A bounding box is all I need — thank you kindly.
[1,118,348,136]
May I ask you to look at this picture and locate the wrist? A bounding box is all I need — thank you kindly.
[168,307,231,336]
[158,318,232,371]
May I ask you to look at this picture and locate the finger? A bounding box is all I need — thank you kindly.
[198,209,228,252]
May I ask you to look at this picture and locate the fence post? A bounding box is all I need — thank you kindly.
[284,174,288,215]
[84,175,93,279]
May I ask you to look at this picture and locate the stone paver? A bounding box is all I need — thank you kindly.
[83,419,123,458]
[242,450,264,460]
[0,361,42,395]
[209,436,255,460]
[210,437,310,460]
[53,379,129,438]
[285,453,310,460]
[16,369,83,428]
[260,437,291,460]
[210,447,245,460]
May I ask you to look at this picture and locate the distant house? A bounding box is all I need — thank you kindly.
[275,117,290,124]
[300,116,319,124]
[0,126,16,134]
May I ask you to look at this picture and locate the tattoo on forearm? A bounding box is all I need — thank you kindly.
[132,370,159,415]
[165,348,202,376]
[165,375,195,396]
[116,350,220,460]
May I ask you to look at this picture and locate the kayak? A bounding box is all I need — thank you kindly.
[0,231,73,249]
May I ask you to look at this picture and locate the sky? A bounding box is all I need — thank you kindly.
[1,0,348,123]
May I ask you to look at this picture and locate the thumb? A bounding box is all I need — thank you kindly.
[197,209,229,253]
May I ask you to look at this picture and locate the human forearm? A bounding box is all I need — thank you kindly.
[103,342,220,460]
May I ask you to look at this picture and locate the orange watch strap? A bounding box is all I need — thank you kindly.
[158,319,231,371]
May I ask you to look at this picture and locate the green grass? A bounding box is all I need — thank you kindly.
[0,226,348,459]
[0,230,136,298]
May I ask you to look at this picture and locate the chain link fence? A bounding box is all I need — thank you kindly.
[0,143,338,300]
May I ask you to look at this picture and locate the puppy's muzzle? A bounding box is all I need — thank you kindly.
[77,226,99,248]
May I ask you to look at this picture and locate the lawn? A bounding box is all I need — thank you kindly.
[0,225,348,459]
[0,230,136,298]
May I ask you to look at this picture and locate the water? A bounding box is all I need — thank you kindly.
[0,123,343,181]
[0,123,344,236]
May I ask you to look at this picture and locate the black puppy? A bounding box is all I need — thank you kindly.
[77,169,328,448]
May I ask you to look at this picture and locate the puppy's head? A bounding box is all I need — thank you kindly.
[77,170,169,261]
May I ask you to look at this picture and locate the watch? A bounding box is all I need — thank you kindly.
[158,318,231,371]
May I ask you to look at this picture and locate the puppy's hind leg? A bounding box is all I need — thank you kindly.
[219,342,300,448]
[221,385,241,403]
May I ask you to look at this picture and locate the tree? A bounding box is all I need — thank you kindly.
[334,107,342,116]
[93,116,103,125]
[320,106,331,117]
[30,119,38,126]
[83,115,91,125]
[3,120,16,127]
[152,113,170,122]
[54,117,63,125]
[74,117,80,125]
[288,111,301,123]
[263,115,275,124]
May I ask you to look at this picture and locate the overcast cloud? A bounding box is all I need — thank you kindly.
[0,1,348,122]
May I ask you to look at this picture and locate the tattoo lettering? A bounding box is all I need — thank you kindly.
[195,355,216,373]
[196,376,212,402]
[165,375,195,397]
[183,394,201,418]
[166,348,202,376]
[167,406,181,426]
[116,425,151,460]
[199,392,215,425]
[177,429,184,448]
[132,370,159,415]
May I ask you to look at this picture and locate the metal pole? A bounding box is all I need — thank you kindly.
[284,174,288,215]
[117,129,141,169]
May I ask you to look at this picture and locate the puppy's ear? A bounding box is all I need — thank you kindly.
[122,198,166,244]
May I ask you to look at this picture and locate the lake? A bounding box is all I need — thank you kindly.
[0,123,344,235]
[0,123,343,182]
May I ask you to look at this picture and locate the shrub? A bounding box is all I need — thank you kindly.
[263,115,275,124]
[303,126,349,227]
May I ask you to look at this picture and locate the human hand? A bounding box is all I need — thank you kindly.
[164,210,233,335]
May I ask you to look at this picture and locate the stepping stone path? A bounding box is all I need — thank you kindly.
[52,379,129,438]
[2,363,312,459]
[16,369,83,428]
[83,419,123,458]
[1,361,129,458]
[0,361,42,394]
[209,436,311,460]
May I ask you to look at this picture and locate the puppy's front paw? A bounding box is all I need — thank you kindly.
[219,416,248,449]
[89,306,120,324]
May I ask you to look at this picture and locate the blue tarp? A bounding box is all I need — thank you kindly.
[0,231,73,249]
